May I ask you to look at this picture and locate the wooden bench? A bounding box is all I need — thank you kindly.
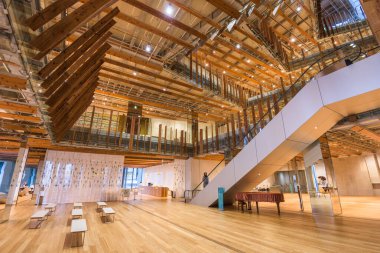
[71,209,83,219]
[96,201,107,210]
[101,207,115,223]
[29,210,49,229]
[44,203,57,215]
[73,202,83,209]
[71,219,87,247]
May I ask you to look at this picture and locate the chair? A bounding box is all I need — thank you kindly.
[121,189,131,201]
[237,200,248,213]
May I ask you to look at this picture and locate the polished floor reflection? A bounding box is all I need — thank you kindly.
[1,196,380,252]
[257,193,380,220]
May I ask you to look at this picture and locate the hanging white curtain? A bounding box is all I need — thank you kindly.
[40,150,124,204]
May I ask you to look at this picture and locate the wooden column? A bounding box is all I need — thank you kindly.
[164,125,167,154]
[170,127,173,154]
[226,119,231,149]
[199,129,204,155]
[106,110,113,147]
[243,109,249,140]
[237,112,243,144]
[266,97,273,120]
[205,126,209,154]
[158,124,162,153]
[215,123,220,151]
[180,130,184,155]
[211,125,215,152]
[129,116,136,151]
[136,117,141,151]
[190,53,193,80]
[251,104,257,135]
[280,77,288,105]
[231,114,236,147]
[175,129,178,154]
[184,131,187,155]
[273,94,279,114]
[87,106,96,144]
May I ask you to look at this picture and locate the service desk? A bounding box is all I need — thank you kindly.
[141,186,169,197]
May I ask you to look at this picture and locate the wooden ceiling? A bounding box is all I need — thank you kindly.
[1,0,378,167]
[19,0,374,135]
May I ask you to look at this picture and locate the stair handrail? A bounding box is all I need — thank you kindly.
[189,42,366,199]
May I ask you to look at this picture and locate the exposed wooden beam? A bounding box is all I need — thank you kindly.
[100,66,232,108]
[104,58,203,92]
[205,0,241,19]
[277,10,318,45]
[351,126,380,144]
[0,112,41,124]
[30,0,116,59]
[0,73,27,90]
[0,101,37,114]
[24,0,79,31]
[38,7,119,76]
[41,27,113,90]
[111,10,193,49]
[122,0,207,40]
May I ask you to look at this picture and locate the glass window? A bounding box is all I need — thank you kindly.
[122,168,144,189]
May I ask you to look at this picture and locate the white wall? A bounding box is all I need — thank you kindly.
[143,159,186,196]
[333,153,380,196]
[187,158,225,190]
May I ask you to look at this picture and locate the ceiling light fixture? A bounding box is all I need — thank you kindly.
[145,44,152,52]
[133,72,137,76]
[236,44,241,49]
[296,6,302,12]
[290,37,296,43]
[165,3,174,16]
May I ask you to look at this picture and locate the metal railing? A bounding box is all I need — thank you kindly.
[185,42,374,202]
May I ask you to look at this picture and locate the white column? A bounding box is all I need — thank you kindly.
[6,147,29,205]
[34,159,45,205]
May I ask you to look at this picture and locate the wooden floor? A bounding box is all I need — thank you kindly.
[1,197,380,253]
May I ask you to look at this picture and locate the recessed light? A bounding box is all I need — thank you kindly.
[145,44,152,52]
[290,37,296,43]
[314,126,318,130]
[133,72,137,76]
[165,4,174,16]
[163,88,166,91]
[223,71,226,74]
[236,44,241,49]
[296,6,302,12]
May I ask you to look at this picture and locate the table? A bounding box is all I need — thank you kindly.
[72,209,83,219]
[29,210,49,229]
[96,201,107,210]
[101,207,116,223]
[71,219,87,247]
[44,203,56,215]
[235,192,285,215]
[73,202,83,209]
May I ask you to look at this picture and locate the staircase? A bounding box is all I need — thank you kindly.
[190,51,380,207]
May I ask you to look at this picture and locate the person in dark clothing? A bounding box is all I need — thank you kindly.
[203,172,209,188]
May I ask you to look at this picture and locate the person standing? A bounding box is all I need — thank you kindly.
[202,172,209,188]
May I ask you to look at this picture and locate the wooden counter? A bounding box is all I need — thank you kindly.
[141,186,169,197]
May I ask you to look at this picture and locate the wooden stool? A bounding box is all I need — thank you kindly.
[237,200,247,213]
